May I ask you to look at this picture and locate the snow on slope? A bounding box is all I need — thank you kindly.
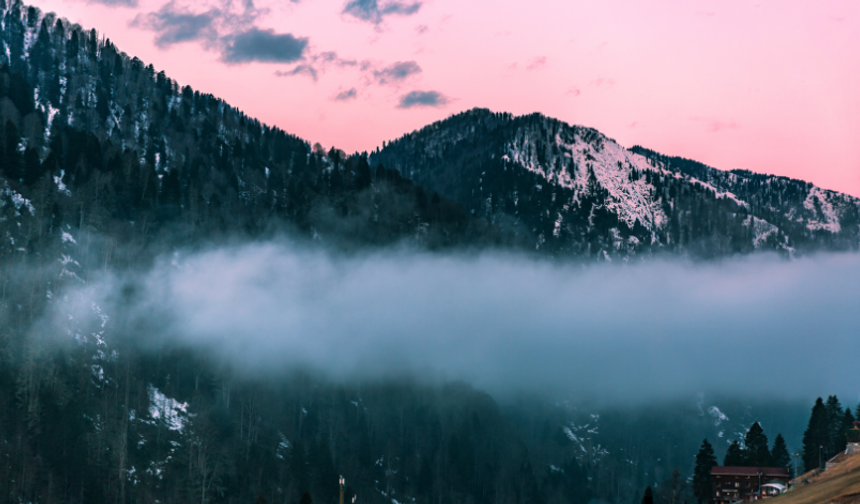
[800,187,841,233]
[744,216,780,249]
[502,117,751,234]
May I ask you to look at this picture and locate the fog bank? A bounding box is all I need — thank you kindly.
[82,244,860,402]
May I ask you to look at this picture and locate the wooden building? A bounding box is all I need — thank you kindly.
[711,466,790,503]
[847,421,860,456]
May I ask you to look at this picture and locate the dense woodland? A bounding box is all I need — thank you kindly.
[0,1,857,503]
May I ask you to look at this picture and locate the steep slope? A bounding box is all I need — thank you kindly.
[774,453,860,504]
[373,109,860,259]
[0,0,512,277]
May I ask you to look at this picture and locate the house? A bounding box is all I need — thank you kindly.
[711,466,790,503]
[847,421,860,456]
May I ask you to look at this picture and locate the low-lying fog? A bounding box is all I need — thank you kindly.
[63,243,860,403]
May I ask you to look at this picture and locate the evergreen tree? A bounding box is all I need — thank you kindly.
[825,396,844,457]
[838,408,856,453]
[693,439,717,504]
[724,441,745,466]
[22,147,41,186]
[744,422,770,467]
[771,434,791,469]
[641,486,654,504]
[2,120,22,181]
[802,397,829,472]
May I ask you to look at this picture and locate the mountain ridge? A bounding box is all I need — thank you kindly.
[372,108,860,259]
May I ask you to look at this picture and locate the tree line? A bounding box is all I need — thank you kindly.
[690,395,859,504]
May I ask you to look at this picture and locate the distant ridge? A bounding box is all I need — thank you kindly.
[373,108,860,259]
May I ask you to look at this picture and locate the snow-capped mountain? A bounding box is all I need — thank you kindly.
[372,109,860,259]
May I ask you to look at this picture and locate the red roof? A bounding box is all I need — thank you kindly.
[711,466,790,478]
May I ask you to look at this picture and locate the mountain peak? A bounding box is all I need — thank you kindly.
[373,110,860,258]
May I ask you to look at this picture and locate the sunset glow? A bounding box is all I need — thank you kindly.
[29,0,860,197]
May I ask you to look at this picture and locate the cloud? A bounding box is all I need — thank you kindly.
[131,2,220,47]
[415,24,428,34]
[343,0,422,25]
[275,64,318,80]
[88,0,139,6]
[590,77,615,88]
[373,60,421,84]
[67,246,860,403]
[526,56,546,70]
[275,52,357,82]
[333,88,358,101]
[223,28,308,63]
[397,90,449,108]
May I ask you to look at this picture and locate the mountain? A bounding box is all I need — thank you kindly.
[0,2,843,504]
[1,0,517,269]
[372,109,860,259]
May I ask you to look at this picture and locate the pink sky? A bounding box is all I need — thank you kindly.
[29,0,860,197]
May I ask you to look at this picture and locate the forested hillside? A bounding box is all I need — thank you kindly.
[372,109,860,259]
[0,1,842,503]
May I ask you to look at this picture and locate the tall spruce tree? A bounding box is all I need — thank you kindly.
[641,486,654,504]
[825,396,845,458]
[724,441,745,466]
[838,408,856,454]
[802,397,829,472]
[771,434,791,469]
[744,422,770,467]
[693,439,718,504]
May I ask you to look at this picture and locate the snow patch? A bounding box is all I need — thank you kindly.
[708,406,728,426]
[801,187,841,233]
[147,385,191,432]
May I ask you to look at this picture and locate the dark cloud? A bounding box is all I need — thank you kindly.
[131,2,220,47]
[275,64,318,80]
[69,246,860,403]
[274,52,358,82]
[223,28,308,63]
[397,90,449,108]
[342,0,422,24]
[333,88,358,101]
[88,0,139,7]
[373,60,421,84]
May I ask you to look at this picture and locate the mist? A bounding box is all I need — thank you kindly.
[66,243,860,403]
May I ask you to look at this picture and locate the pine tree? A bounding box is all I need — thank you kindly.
[724,441,745,466]
[771,434,791,469]
[693,439,717,504]
[802,397,829,472]
[2,120,23,181]
[838,408,856,453]
[744,422,770,467]
[825,396,844,458]
[641,486,654,504]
